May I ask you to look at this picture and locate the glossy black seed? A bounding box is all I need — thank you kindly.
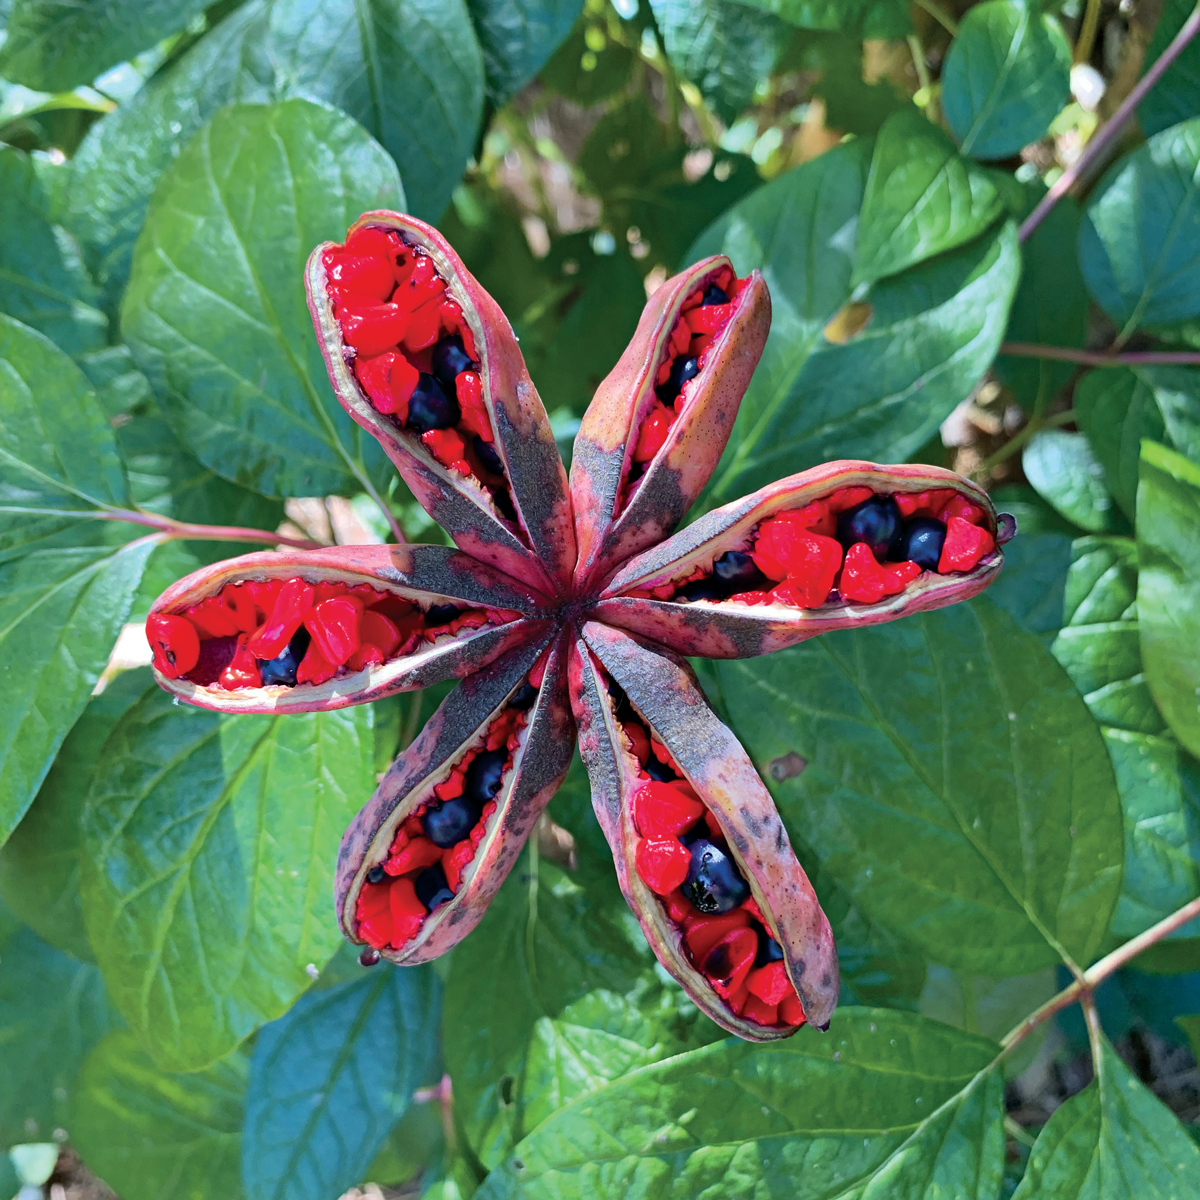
[359,947,381,967]
[422,796,480,847]
[701,283,728,306]
[406,373,460,433]
[643,754,677,782]
[258,626,311,687]
[676,576,729,602]
[683,839,750,914]
[712,551,768,594]
[836,495,902,559]
[415,862,455,911]
[366,865,386,885]
[474,435,503,475]
[755,930,784,967]
[656,355,700,403]
[431,335,473,387]
[464,748,507,805]
[894,516,946,570]
[508,682,538,711]
[425,603,461,626]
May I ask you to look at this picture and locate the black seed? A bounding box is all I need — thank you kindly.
[644,754,677,782]
[258,626,311,687]
[366,865,386,885]
[755,930,784,967]
[675,576,729,602]
[683,839,750,914]
[425,603,461,626]
[464,748,507,805]
[701,283,728,306]
[406,373,460,433]
[431,335,474,387]
[359,947,381,967]
[656,355,700,403]
[712,550,768,594]
[415,862,455,911]
[422,796,480,847]
[509,682,538,711]
[474,435,503,475]
[836,495,902,559]
[893,516,946,570]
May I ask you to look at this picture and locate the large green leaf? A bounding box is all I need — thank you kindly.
[0,923,122,1144]
[1023,430,1120,533]
[692,142,1020,507]
[242,965,440,1200]
[728,0,910,39]
[0,147,106,356]
[1011,1036,1200,1198]
[852,106,1003,289]
[80,687,375,1071]
[714,598,1124,975]
[941,0,1071,161]
[469,0,583,106]
[122,98,401,500]
[1137,440,1200,759]
[1079,118,1200,338]
[1139,0,1200,139]
[0,0,210,92]
[71,1032,248,1200]
[0,668,153,962]
[476,1009,1003,1200]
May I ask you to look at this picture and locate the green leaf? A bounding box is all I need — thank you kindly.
[693,141,1020,506]
[941,0,1071,161]
[1011,1036,1200,1198]
[852,107,1004,289]
[0,668,153,962]
[1024,430,1120,533]
[714,598,1124,975]
[728,0,910,39]
[0,923,122,1144]
[121,98,402,499]
[1139,0,1200,139]
[0,0,210,92]
[1137,440,1200,759]
[469,0,583,106]
[80,687,375,1071]
[986,530,1074,641]
[476,1009,1004,1200]
[71,1031,248,1200]
[242,965,440,1200]
[1079,118,1200,337]
[0,147,107,357]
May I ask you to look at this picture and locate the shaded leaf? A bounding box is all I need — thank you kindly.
[941,0,1071,161]
[121,98,401,499]
[1024,430,1120,533]
[985,530,1074,642]
[730,0,910,39]
[80,687,374,1071]
[1139,0,1200,139]
[469,0,583,106]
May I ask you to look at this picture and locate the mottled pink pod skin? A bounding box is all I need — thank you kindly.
[597,461,1005,659]
[570,621,838,1039]
[306,211,576,597]
[335,632,574,963]
[149,544,551,714]
[569,258,770,591]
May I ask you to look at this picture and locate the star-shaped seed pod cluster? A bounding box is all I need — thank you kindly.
[145,212,1013,1042]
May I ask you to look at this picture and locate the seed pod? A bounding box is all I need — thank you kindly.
[596,461,1009,659]
[148,544,549,713]
[306,212,576,595]
[570,620,837,1038]
[335,632,574,963]
[570,257,770,590]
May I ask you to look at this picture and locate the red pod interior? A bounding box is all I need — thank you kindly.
[354,657,547,951]
[321,225,519,524]
[146,576,520,689]
[607,680,805,1030]
[628,485,996,610]
[618,266,752,513]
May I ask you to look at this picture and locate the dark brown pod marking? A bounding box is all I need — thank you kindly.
[569,257,770,591]
[597,461,1004,659]
[569,620,838,1039]
[335,631,574,964]
[149,544,549,714]
[306,211,576,596]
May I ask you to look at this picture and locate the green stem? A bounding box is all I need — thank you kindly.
[1000,342,1200,367]
[913,0,959,35]
[1074,0,1103,64]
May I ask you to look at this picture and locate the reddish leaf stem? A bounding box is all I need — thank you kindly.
[97,508,323,551]
[1018,0,1200,243]
[1000,342,1200,367]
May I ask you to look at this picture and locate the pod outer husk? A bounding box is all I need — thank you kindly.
[335,630,574,964]
[149,544,551,714]
[570,620,838,1038]
[569,258,770,591]
[596,461,1004,658]
[306,210,575,596]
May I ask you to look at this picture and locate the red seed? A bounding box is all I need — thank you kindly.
[347,644,384,671]
[684,909,751,961]
[385,835,443,876]
[355,351,419,418]
[779,993,806,1027]
[444,838,475,891]
[634,837,691,894]
[633,402,673,463]
[838,542,888,604]
[701,927,758,998]
[664,888,692,925]
[344,226,402,262]
[938,516,995,573]
[359,610,401,659]
[422,427,469,472]
[793,500,836,537]
[752,513,834,582]
[883,560,922,590]
[146,614,200,679]
[826,485,874,513]
[296,640,338,685]
[247,577,314,659]
[401,296,443,353]
[684,303,732,335]
[941,494,986,526]
[632,780,704,838]
[185,596,241,639]
[625,722,650,764]
[746,960,791,1006]
[326,253,396,302]
[755,528,843,607]
[245,579,283,618]
[219,635,261,689]
[339,303,409,357]
[306,596,364,666]
[389,876,427,944]
[355,880,394,949]
[223,585,260,634]
[742,994,779,1026]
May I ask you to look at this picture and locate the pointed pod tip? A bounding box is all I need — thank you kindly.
[996,512,1017,544]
